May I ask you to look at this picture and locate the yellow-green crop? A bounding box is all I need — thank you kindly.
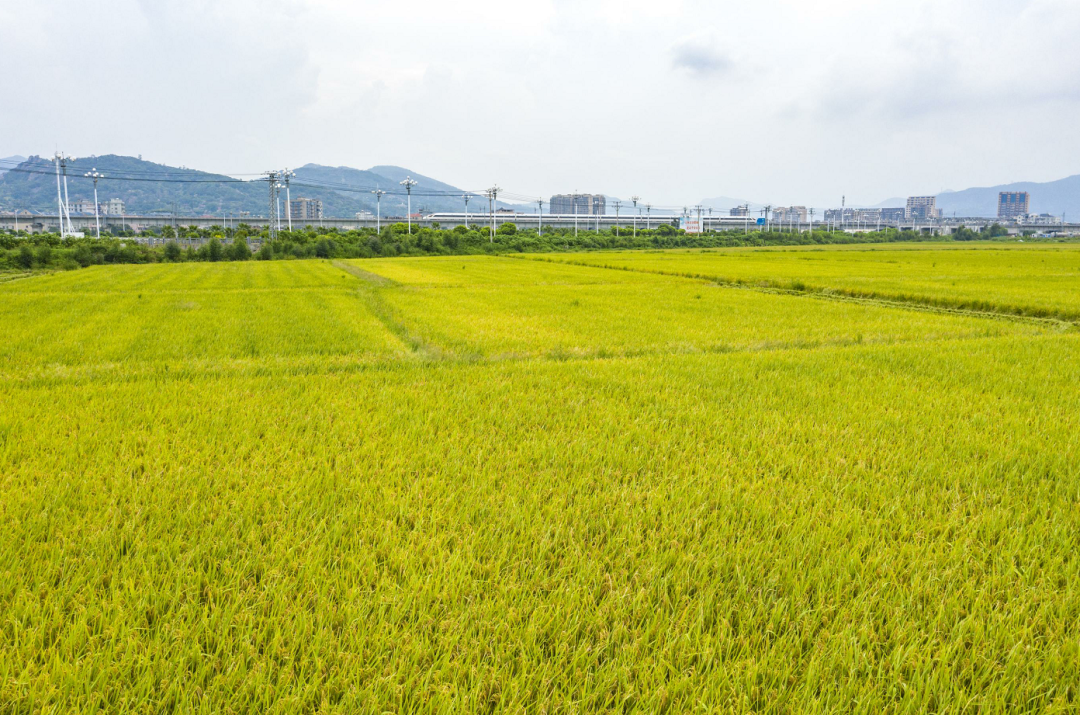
[1,251,1078,713]
[536,243,1080,320]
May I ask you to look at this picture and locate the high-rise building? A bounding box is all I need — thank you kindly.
[289,197,323,221]
[906,196,941,221]
[880,208,906,223]
[549,194,605,216]
[729,205,750,217]
[998,192,1030,220]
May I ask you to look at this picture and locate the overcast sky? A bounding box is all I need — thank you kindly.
[3,0,1079,207]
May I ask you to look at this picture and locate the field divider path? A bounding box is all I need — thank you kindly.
[332,260,453,361]
[508,254,1078,331]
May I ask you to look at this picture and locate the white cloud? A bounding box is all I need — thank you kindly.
[3,0,1079,207]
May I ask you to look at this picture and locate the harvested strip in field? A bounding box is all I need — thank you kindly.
[534,244,1080,320]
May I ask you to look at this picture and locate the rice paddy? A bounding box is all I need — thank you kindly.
[536,243,1080,320]
[2,246,1078,712]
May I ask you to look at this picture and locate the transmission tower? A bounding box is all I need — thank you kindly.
[53,152,74,238]
[264,170,279,240]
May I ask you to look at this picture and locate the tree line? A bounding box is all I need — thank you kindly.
[0,221,1018,272]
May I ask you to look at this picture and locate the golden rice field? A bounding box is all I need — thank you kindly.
[2,246,1079,713]
[537,243,1080,320]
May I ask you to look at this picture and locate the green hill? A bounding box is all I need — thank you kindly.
[0,155,490,218]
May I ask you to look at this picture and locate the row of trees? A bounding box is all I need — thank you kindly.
[0,222,1019,272]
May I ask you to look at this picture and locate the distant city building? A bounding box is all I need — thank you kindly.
[101,198,125,215]
[549,194,605,216]
[1024,213,1062,226]
[772,206,808,224]
[70,199,96,214]
[906,196,941,221]
[998,192,1030,220]
[288,197,323,221]
[823,208,856,224]
[355,210,374,219]
[729,205,750,217]
[821,208,895,226]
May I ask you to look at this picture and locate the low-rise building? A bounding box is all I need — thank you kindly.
[772,206,808,224]
[102,198,126,215]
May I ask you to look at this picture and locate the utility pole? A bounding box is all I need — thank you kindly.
[281,169,295,232]
[841,195,846,232]
[85,168,103,239]
[400,176,418,234]
[463,193,471,229]
[613,200,621,236]
[631,196,640,237]
[809,208,815,233]
[486,186,500,242]
[764,205,772,233]
[264,170,279,240]
[695,205,703,235]
[646,203,652,230]
[372,188,385,232]
[537,197,543,236]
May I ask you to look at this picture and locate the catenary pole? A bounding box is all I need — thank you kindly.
[372,188,384,232]
[85,169,103,239]
[400,176,418,234]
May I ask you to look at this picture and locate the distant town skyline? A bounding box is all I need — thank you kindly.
[3,0,1079,207]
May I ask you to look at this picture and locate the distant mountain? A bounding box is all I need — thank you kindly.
[700,196,766,215]
[0,155,268,216]
[867,175,1080,218]
[931,175,1080,218]
[0,154,505,218]
[0,156,26,177]
[293,164,510,215]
